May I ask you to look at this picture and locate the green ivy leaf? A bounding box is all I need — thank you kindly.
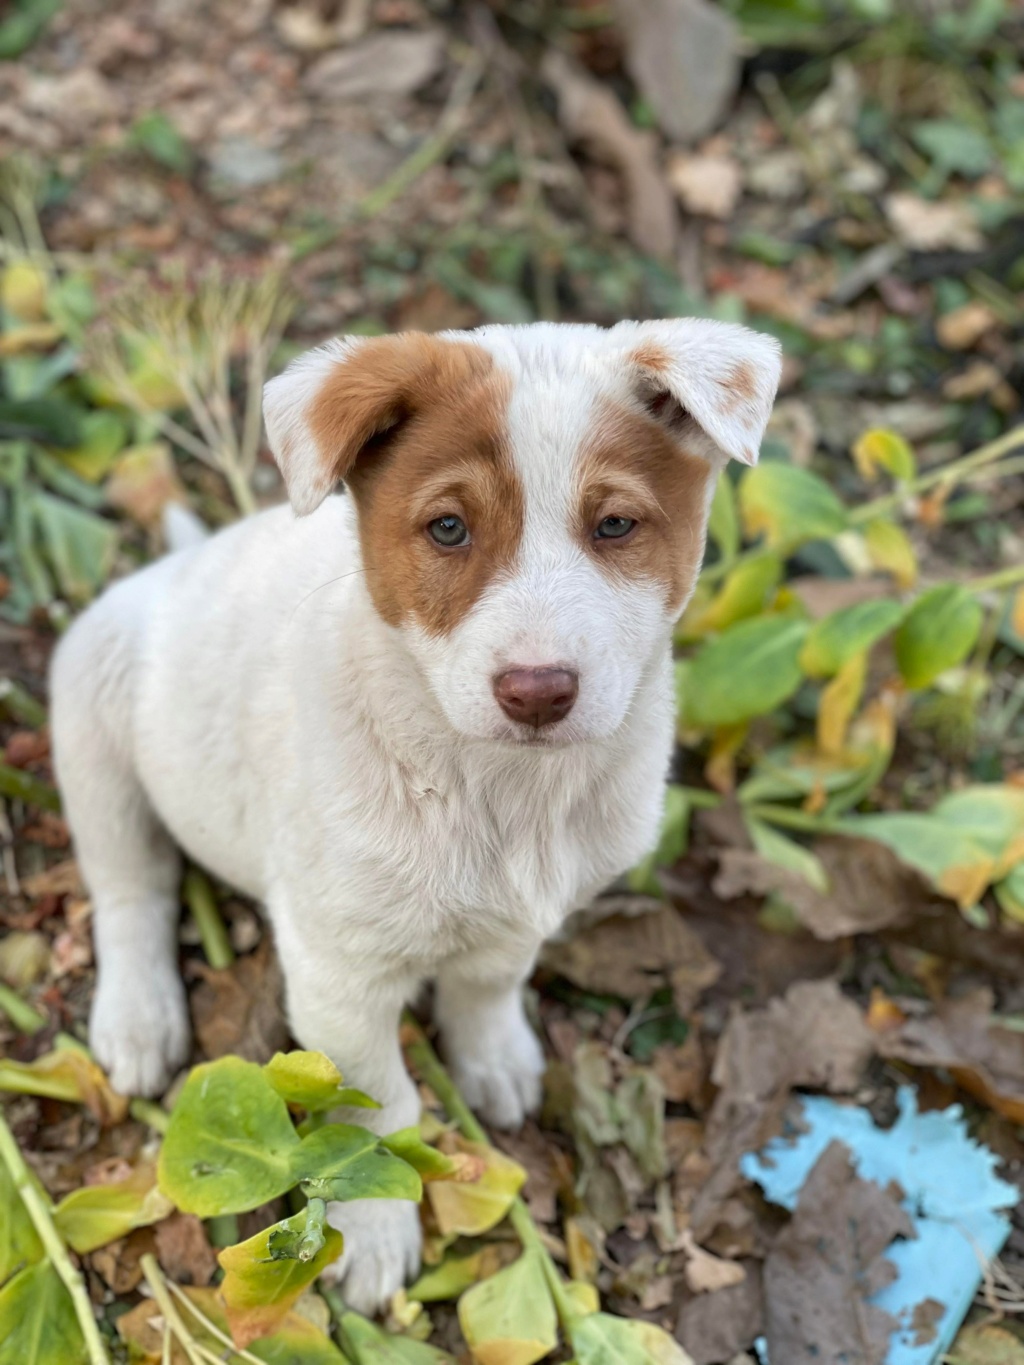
[158,1056,301,1217]
[851,428,916,483]
[457,1247,557,1365]
[264,1051,380,1113]
[739,463,849,552]
[894,584,982,688]
[295,1123,422,1204]
[800,598,905,678]
[218,1211,343,1350]
[0,1261,88,1365]
[683,616,809,728]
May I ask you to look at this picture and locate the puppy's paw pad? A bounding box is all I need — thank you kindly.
[321,1199,421,1316]
[90,971,191,1098]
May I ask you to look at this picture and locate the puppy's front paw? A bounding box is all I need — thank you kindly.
[320,1199,421,1316]
[89,964,191,1097]
[448,1020,545,1130]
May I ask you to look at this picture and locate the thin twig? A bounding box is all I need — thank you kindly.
[0,1112,110,1365]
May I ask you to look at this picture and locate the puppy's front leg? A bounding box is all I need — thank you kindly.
[274,927,422,1314]
[435,939,545,1130]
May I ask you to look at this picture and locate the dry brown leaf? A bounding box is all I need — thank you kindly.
[679,1229,746,1293]
[541,50,677,260]
[611,0,739,143]
[20,859,85,899]
[666,152,742,219]
[651,1031,706,1106]
[885,193,983,251]
[304,28,445,100]
[105,442,187,529]
[155,1212,218,1287]
[542,904,720,1013]
[936,300,999,350]
[676,1261,763,1365]
[190,937,288,1063]
[876,987,1024,1125]
[763,1140,913,1365]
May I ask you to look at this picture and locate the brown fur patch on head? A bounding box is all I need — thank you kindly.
[308,335,522,636]
[576,399,711,612]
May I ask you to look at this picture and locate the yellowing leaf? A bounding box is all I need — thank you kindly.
[817,651,867,757]
[264,1050,379,1113]
[894,585,982,689]
[0,1261,88,1365]
[1012,587,1024,640]
[705,722,747,794]
[851,428,916,483]
[739,462,849,552]
[682,615,809,729]
[0,322,63,355]
[1,261,48,322]
[863,518,917,589]
[800,599,904,678]
[218,1211,342,1348]
[427,1139,526,1237]
[571,1312,695,1364]
[53,1161,173,1254]
[689,553,782,635]
[55,410,127,482]
[410,1245,513,1303]
[105,441,186,528]
[996,863,1024,926]
[953,1321,1024,1364]
[0,1046,127,1125]
[457,1247,557,1365]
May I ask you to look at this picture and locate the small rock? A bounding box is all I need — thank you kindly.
[304,28,445,101]
[885,192,983,252]
[207,136,285,188]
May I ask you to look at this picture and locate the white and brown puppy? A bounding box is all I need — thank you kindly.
[50,319,781,1312]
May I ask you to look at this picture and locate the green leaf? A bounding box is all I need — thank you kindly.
[0,0,62,60]
[380,1126,457,1182]
[0,1261,88,1365]
[427,1138,526,1237]
[31,493,118,603]
[851,428,916,483]
[264,1050,380,1113]
[689,552,782,635]
[706,475,739,562]
[339,1310,456,1363]
[53,1161,173,1253]
[457,1247,558,1365]
[158,1056,301,1217]
[55,410,127,483]
[800,599,904,677]
[863,517,917,588]
[295,1123,422,1204]
[409,1247,505,1303]
[218,1211,343,1349]
[0,1046,126,1125]
[570,1312,695,1364]
[745,815,830,893]
[894,585,983,688]
[628,785,691,896]
[0,1157,43,1286]
[682,615,809,728]
[912,119,993,179]
[996,862,1024,925]
[739,462,849,552]
[129,111,194,175]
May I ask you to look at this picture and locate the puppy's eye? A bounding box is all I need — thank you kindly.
[428,515,470,548]
[595,516,636,540]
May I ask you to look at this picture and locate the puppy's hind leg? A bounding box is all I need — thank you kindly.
[51,628,190,1097]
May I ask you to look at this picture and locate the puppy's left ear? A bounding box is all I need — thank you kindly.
[620,318,782,467]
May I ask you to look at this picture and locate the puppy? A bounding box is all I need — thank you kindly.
[50,319,781,1311]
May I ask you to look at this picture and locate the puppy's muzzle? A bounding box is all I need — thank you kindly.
[493,667,579,728]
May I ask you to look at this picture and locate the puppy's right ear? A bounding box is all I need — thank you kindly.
[263,332,495,516]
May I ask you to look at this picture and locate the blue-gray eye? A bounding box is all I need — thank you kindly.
[595,516,636,540]
[428,515,470,547]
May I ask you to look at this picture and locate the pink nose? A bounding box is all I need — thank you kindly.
[493,667,579,728]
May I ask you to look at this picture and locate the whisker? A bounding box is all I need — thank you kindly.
[289,568,365,623]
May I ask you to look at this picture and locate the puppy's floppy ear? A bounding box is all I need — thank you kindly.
[618,318,782,467]
[263,333,493,516]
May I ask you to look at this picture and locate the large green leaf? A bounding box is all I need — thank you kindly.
[52,1161,173,1254]
[158,1056,301,1216]
[800,599,904,678]
[457,1247,558,1365]
[0,1261,88,1365]
[0,1158,43,1287]
[894,585,982,689]
[570,1312,695,1364]
[340,1310,456,1363]
[218,1211,343,1349]
[687,552,782,636]
[682,615,809,729]
[31,492,118,603]
[295,1123,422,1204]
[739,462,849,551]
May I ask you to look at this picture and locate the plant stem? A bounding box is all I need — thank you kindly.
[164,1277,266,1365]
[745,802,842,834]
[183,868,234,970]
[0,1112,110,1365]
[204,1213,239,1248]
[139,1254,206,1365]
[404,1018,582,1332]
[967,563,1024,596]
[297,1197,327,1261]
[129,1098,170,1134]
[0,981,46,1034]
[0,677,47,727]
[0,762,61,812]
[319,1283,361,1359]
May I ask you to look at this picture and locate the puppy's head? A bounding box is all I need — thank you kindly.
[264,321,781,746]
